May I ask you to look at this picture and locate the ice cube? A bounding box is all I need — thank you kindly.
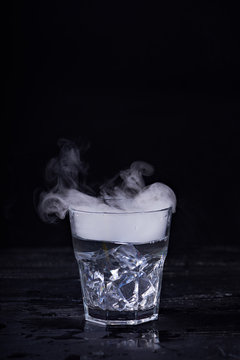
[113,244,143,270]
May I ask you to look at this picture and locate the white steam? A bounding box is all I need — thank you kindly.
[38,139,176,243]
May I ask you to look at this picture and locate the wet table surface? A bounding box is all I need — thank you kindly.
[0,246,240,360]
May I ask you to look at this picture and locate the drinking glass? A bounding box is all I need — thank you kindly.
[69,207,172,326]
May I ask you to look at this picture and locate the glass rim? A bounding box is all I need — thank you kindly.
[68,206,172,215]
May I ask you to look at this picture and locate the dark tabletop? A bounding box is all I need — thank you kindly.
[0,245,239,360]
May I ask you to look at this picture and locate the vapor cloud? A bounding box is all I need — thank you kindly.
[38,139,176,223]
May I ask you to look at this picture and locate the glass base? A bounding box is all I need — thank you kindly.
[84,306,159,326]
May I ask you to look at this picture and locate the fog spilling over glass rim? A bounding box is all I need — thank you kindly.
[38,139,176,228]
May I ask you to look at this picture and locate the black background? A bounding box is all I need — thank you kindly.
[3,1,240,251]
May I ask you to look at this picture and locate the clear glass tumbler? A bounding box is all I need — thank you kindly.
[69,207,172,326]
